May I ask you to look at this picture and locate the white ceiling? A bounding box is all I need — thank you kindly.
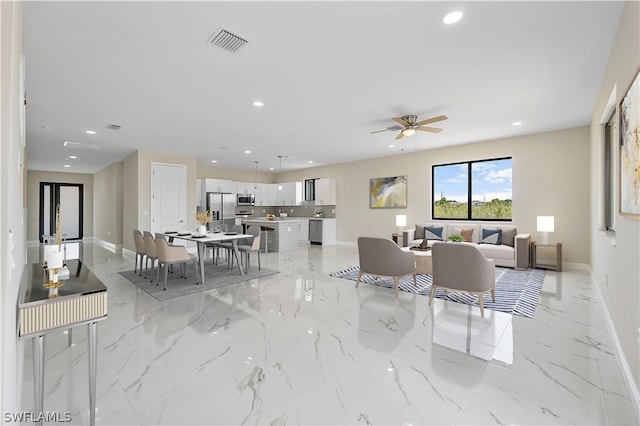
[23,1,624,174]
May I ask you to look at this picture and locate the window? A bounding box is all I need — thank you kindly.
[432,157,512,220]
[604,111,616,232]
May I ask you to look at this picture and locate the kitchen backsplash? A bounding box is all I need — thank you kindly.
[235,204,335,218]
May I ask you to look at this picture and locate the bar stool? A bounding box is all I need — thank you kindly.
[260,226,274,253]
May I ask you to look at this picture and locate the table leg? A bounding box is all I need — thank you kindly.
[32,335,45,426]
[197,241,205,284]
[231,240,245,275]
[88,322,98,426]
[68,328,73,347]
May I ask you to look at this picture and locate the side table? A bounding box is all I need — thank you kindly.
[531,242,562,272]
[392,233,403,246]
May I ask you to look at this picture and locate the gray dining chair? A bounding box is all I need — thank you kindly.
[143,231,159,282]
[238,225,261,270]
[133,229,146,276]
[155,234,199,290]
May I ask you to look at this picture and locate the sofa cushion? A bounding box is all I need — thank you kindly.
[480,228,502,245]
[415,224,425,240]
[476,243,514,261]
[500,227,517,247]
[453,227,474,242]
[425,226,444,241]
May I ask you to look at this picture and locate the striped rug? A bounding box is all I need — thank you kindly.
[330,266,545,318]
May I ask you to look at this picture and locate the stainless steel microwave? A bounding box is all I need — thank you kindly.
[236,194,255,206]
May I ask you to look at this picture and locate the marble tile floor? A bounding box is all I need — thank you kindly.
[19,241,638,425]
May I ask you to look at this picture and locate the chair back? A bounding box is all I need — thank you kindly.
[246,225,261,250]
[432,242,494,292]
[357,237,415,276]
[133,229,146,253]
[154,235,170,262]
[143,231,157,258]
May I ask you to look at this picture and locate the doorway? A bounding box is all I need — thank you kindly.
[39,182,83,241]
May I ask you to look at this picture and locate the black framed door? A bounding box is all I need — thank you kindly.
[39,182,84,241]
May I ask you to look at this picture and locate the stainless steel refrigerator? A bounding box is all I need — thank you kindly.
[205,192,236,231]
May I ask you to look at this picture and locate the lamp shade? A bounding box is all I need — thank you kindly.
[402,128,416,137]
[537,216,555,233]
[395,214,407,227]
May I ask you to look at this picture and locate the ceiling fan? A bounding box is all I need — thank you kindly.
[370,114,448,140]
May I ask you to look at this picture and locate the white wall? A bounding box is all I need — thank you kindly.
[281,126,591,264]
[0,0,26,414]
[93,162,123,246]
[590,0,640,396]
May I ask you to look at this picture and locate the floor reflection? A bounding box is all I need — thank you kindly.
[430,300,513,364]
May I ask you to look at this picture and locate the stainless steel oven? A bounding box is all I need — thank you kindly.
[236,194,255,206]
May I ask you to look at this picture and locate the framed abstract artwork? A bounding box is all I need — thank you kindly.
[370,175,407,208]
[619,68,640,219]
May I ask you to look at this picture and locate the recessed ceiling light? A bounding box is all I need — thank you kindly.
[63,164,71,168]
[389,144,395,148]
[85,130,96,135]
[211,160,217,163]
[512,121,523,126]
[253,100,264,107]
[68,155,78,159]
[244,150,251,154]
[307,161,313,164]
[443,10,463,25]
[269,167,274,170]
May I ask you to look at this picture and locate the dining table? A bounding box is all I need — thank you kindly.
[159,231,251,285]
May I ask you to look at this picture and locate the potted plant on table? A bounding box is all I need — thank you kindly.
[448,233,464,242]
[195,211,211,235]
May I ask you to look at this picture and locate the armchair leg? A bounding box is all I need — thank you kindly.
[257,252,261,270]
[429,284,436,305]
[478,294,485,318]
[394,277,399,297]
[491,288,495,302]
[163,265,169,291]
[355,271,362,288]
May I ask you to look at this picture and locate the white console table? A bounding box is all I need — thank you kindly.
[18,259,107,426]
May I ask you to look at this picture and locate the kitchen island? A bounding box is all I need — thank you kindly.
[244,218,300,253]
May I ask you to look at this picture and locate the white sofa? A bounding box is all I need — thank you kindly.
[402,222,530,270]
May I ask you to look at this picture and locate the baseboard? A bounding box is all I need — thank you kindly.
[592,274,640,422]
[94,238,122,253]
[562,261,590,272]
[122,247,136,259]
[336,240,357,247]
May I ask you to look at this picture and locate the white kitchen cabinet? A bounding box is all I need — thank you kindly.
[254,183,278,206]
[314,178,336,205]
[236,181,257,195]
[205,179,236,194]
[277,182,303,205]
[297,219,309,242]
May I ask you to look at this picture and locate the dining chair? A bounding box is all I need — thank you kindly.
[133,229,146,276]
[209,224,243,268]
[143,231,159,282]
[155,234,199,290]
[238,225,261,270]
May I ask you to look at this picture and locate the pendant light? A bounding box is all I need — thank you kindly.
[277,155,283,191]
[254,160,259,190]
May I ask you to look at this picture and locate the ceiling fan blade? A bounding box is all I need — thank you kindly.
[416,115,448,126]
[395,132,405,140]
[393,117,410,127]
[370,125,403,134]
[370,129,390,134]
[417,126,442,133]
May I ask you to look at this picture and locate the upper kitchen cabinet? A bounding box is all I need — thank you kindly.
[277,182,303,206]
[205,179,236,194]
[256,183,278,206]
[314,178,336,205]
[237,182,257,195]
[196,179,202,207]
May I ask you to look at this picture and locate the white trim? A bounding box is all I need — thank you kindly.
[93,238,122,253]
[122,247,136,259]
[593,273,640,422]
[336,240,357,247]
[562,261,591,272]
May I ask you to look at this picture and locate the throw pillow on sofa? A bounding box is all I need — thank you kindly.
[425,226,444,241]
[453,227,474,242]
[499,227,517,247]
[480,228,502,245]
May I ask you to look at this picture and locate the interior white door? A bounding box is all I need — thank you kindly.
[151,163,187,234]
[59,186,80,239]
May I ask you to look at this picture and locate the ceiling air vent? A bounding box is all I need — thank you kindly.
[106,124,121,130]
[207,27,249,53]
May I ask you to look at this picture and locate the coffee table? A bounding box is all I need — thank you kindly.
[401,246,432,275]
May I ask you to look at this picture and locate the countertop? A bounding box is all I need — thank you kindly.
[245,217,334,222]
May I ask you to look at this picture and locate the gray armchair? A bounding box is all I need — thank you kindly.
[356,237,417,297]
[430,241,495,317]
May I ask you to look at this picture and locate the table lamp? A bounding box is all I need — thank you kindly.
[537,216,554,245]
[395,214,407,237]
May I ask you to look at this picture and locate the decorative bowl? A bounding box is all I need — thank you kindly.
[266,214,276,221]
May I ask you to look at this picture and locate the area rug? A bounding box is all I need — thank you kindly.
[330,266,545,318]
[120,262,279,302]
